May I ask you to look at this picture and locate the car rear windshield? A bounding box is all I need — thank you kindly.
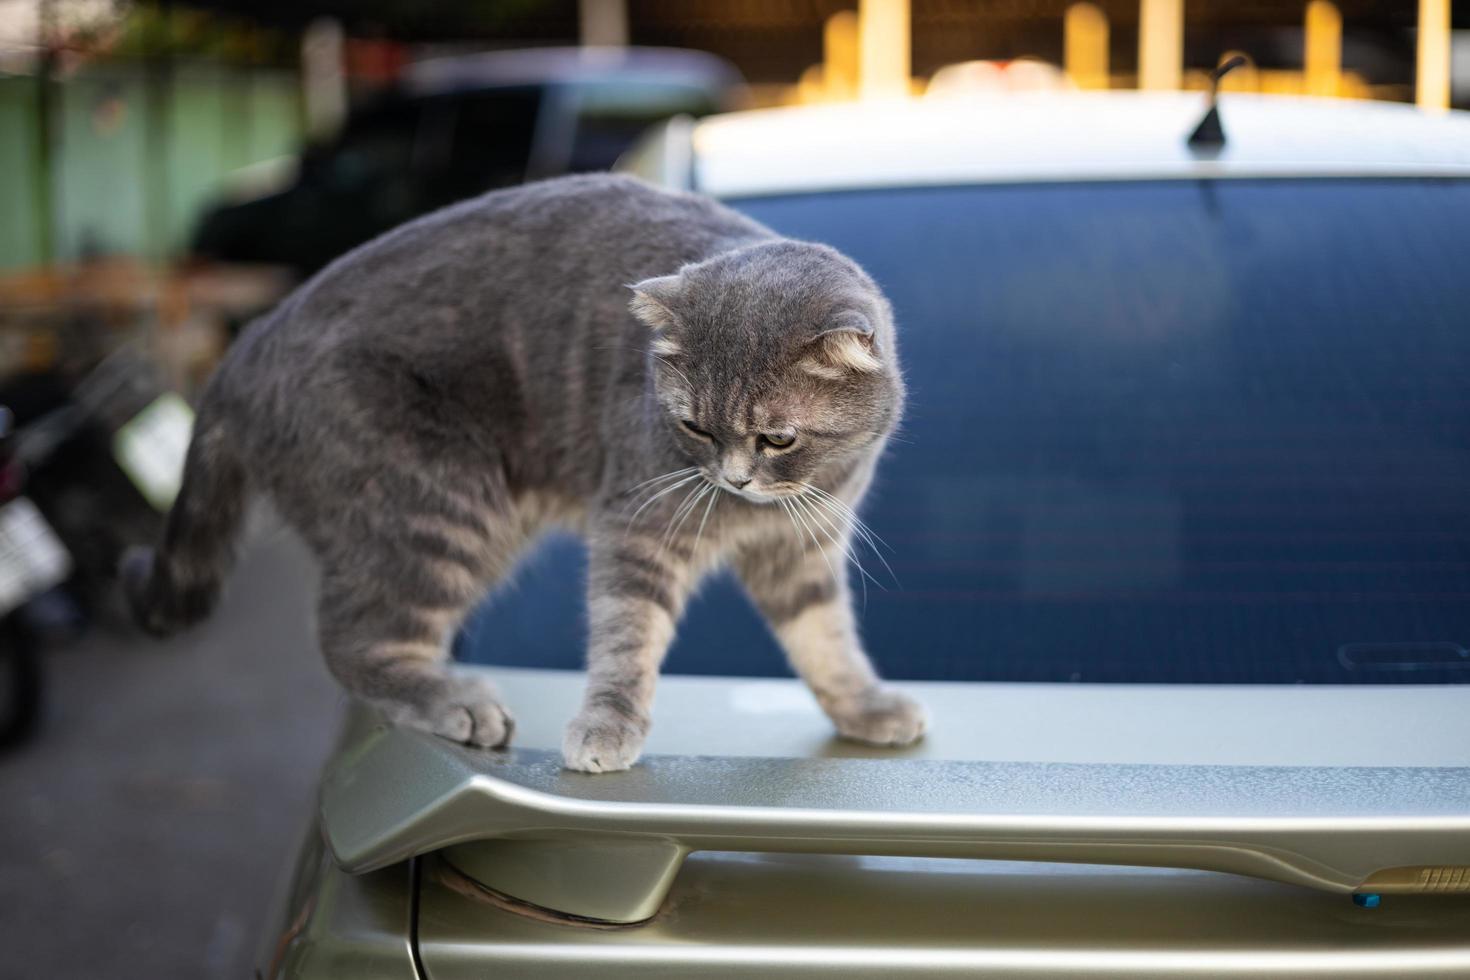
[458,179,1470,684]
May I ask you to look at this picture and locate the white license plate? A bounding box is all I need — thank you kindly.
[0,497,71,617]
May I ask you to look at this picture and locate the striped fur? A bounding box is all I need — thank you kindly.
[123,174,921,772]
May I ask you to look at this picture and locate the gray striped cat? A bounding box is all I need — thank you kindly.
[124,173,925,772]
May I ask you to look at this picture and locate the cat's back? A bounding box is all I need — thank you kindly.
[220,173,769,449]
[272,174,765,348]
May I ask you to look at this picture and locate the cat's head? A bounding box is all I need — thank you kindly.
[629,240,903,502]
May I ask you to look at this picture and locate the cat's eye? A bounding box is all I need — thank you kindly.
[680,419,712,439]
[760,432,796,449]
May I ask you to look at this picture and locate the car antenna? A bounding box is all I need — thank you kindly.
[1187,55,1247,149]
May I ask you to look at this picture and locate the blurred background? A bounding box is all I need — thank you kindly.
[0,1,1467,977]
[0,0,1467,400]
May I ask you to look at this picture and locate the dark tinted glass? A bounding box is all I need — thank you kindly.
[565,84,720,172]
[458,179,1470,683]
[446,89,542,188]
[324,103,423,187]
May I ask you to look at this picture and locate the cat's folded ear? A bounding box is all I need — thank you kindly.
[801,310,882,379]
[627,275,684,331]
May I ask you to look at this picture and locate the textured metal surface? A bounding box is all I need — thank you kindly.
[319,670,1470,921]
[398,748,1470,819]
[485,666,1470,767]
[415,851,1470,978]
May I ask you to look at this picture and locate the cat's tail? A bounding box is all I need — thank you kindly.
[121,393,249,637]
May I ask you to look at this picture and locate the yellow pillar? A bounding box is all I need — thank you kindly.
[1417,0,1451,111]
[858,0,910,100]
[796,64,828,104]
[1304,1,1342,97]
[1138,0,1183,90]
[1065,3,1110,90]
[825,11,860,100]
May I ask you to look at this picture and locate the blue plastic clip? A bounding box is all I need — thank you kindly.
[1352,893,1382,909]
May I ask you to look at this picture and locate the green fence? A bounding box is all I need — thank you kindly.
[0,77,48,271]
[0,64,302,271]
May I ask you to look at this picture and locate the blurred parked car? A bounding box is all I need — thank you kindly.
[190,46,743,276]
[261,94,1470,977]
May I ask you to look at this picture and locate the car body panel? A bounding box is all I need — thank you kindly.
[619,93,1470,195]
[415,851,1470,978]
[256,822,418,980]
[317,667,1470,924]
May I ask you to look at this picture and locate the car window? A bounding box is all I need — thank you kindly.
[323,103,423,188]
[456,179,1470,684]
[445,89,543,189]
[566,83,719,172]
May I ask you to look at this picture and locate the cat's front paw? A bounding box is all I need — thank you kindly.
[562,707,649,773]
[380,673,515,749]
[828,686,928,747]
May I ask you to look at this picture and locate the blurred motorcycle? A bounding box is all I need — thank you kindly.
[0,403,70,747]
[0,351,183,747]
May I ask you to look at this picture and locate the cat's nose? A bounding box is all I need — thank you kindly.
[728,477,751,489]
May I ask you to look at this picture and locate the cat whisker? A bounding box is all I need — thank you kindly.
[799,484,899,588]
[786,494,844,589]
[794,495,865,609]
[625,472,702,528]
[622,466,699,496]
[692,481,720,554]
[661,480,712,552]
[802,497,881,611]
[814,510,896,592]
[799,488,895,590]
[663,480,706,535]
[786,494,824,551]
[776,499,806,553]
[792,493,876,603]
[625,472,700,519]
[800,483,893,553]
[815,496,885,564]
[651,355,695,394]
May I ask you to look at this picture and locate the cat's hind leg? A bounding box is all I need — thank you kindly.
[311,490,521,748]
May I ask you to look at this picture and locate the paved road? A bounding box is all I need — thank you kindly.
[0,526,341,980]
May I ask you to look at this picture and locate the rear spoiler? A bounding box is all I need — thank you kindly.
[320,667,1470,924]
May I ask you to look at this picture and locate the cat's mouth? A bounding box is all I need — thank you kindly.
[723,484,774,504]
[709,476,778,504]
